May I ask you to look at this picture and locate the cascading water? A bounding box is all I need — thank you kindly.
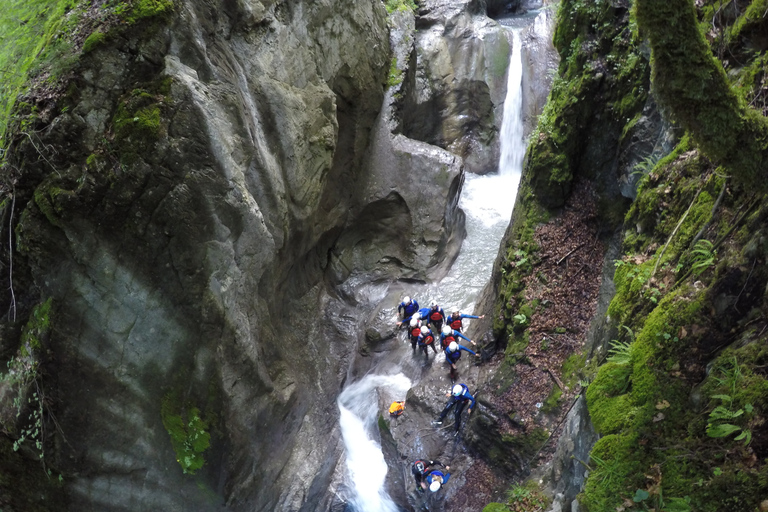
[338,24,528,511]
[338,374,412,511]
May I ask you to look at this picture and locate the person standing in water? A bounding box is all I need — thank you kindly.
[446,310,484,332]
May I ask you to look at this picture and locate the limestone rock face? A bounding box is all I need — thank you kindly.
[398,0,512,174]
[4,0,466,510]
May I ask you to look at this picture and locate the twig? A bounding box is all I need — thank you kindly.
[651,185,703,279]
[21,132,61,177]
[733,258,757,313]
[691,178,727,248]
[7,189,15,322]
[556,242,584,265]
[526,389,586,466]
[546,368,565,391]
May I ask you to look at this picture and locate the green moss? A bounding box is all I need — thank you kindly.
[561,351,587,389]
[580,433,644,511]
[635,0,768,192]
[482,504,511,512]
[113,104,161,142]
[384,0,417,14]
[586,362,636,433]
[488,35,511,79]
[0,0,88,141]
[161,393,211,475]
[726,0,768,47]
[377,414,391,435]
[387,57,403,88]
[127,0,174,23]
[81,31,106,53]
[540,385,563,414]
[19,298,53,356]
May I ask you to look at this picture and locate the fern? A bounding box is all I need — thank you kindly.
[690,239,716,275]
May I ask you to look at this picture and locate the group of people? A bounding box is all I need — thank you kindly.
[396,296,484,377]
[394,296,482,495]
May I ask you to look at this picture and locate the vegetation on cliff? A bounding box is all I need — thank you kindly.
[488,0,768,509]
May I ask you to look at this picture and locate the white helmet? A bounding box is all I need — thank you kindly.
[429,480,441,492]
[448,341,458,352]
[442,325,451,335]
[452,384,463,396]
[421,326,430,335]
[403,296,411,305]
[410,317,419,328]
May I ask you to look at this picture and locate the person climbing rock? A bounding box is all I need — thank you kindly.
[427,302,446,331]
[445,341,480,381]
[425,468,451,492]
[447,310,485,332]
[417,325,438,357]
[408,317,422,350]
[433,383,475,434]
[440,325,474,350]
[411,459,450,491]
[396,296,419,326]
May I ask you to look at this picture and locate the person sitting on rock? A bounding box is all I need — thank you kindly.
[446,309,485,332]
[417,325,438,357]
[440,325,474,350]
[412,459,450,491]
[408,317,422,350]
[427,302,446,331]
[396,296,419,326]
[433,383,476,434]
[425,468,451,492]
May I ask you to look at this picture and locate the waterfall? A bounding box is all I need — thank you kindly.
[338,373,412,511]
[498,30,525,177]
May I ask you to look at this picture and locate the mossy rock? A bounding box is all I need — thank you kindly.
[482,504,511,512]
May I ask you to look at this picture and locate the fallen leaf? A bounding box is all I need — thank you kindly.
[653,413,665,422]
[679,326,688,339]
[656,400,670,410]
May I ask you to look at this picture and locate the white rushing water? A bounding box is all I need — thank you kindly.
[338,373,412,511]
[339,27,527,511]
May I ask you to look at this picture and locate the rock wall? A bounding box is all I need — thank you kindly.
[398,0,512,174]
[0,0,468,510]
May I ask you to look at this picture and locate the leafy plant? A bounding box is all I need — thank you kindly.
[161,394,211,475]
[705,358,753,445]
[607,325,635,365]
[505,483,548,511]
[631,154,660,177]
[513,313,527,325]
[690,239,716,275]
[706,394,752,444]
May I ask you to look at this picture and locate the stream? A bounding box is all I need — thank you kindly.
[337,18,534,512]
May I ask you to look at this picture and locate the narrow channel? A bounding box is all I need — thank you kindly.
[338,21,530,511]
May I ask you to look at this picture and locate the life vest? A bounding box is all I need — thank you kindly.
[442,334,455,349]
[411,326,422,339]
[430,309,443,321]
[389,401,405,417]
[449,316,463,330]
[421,334,434,346]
